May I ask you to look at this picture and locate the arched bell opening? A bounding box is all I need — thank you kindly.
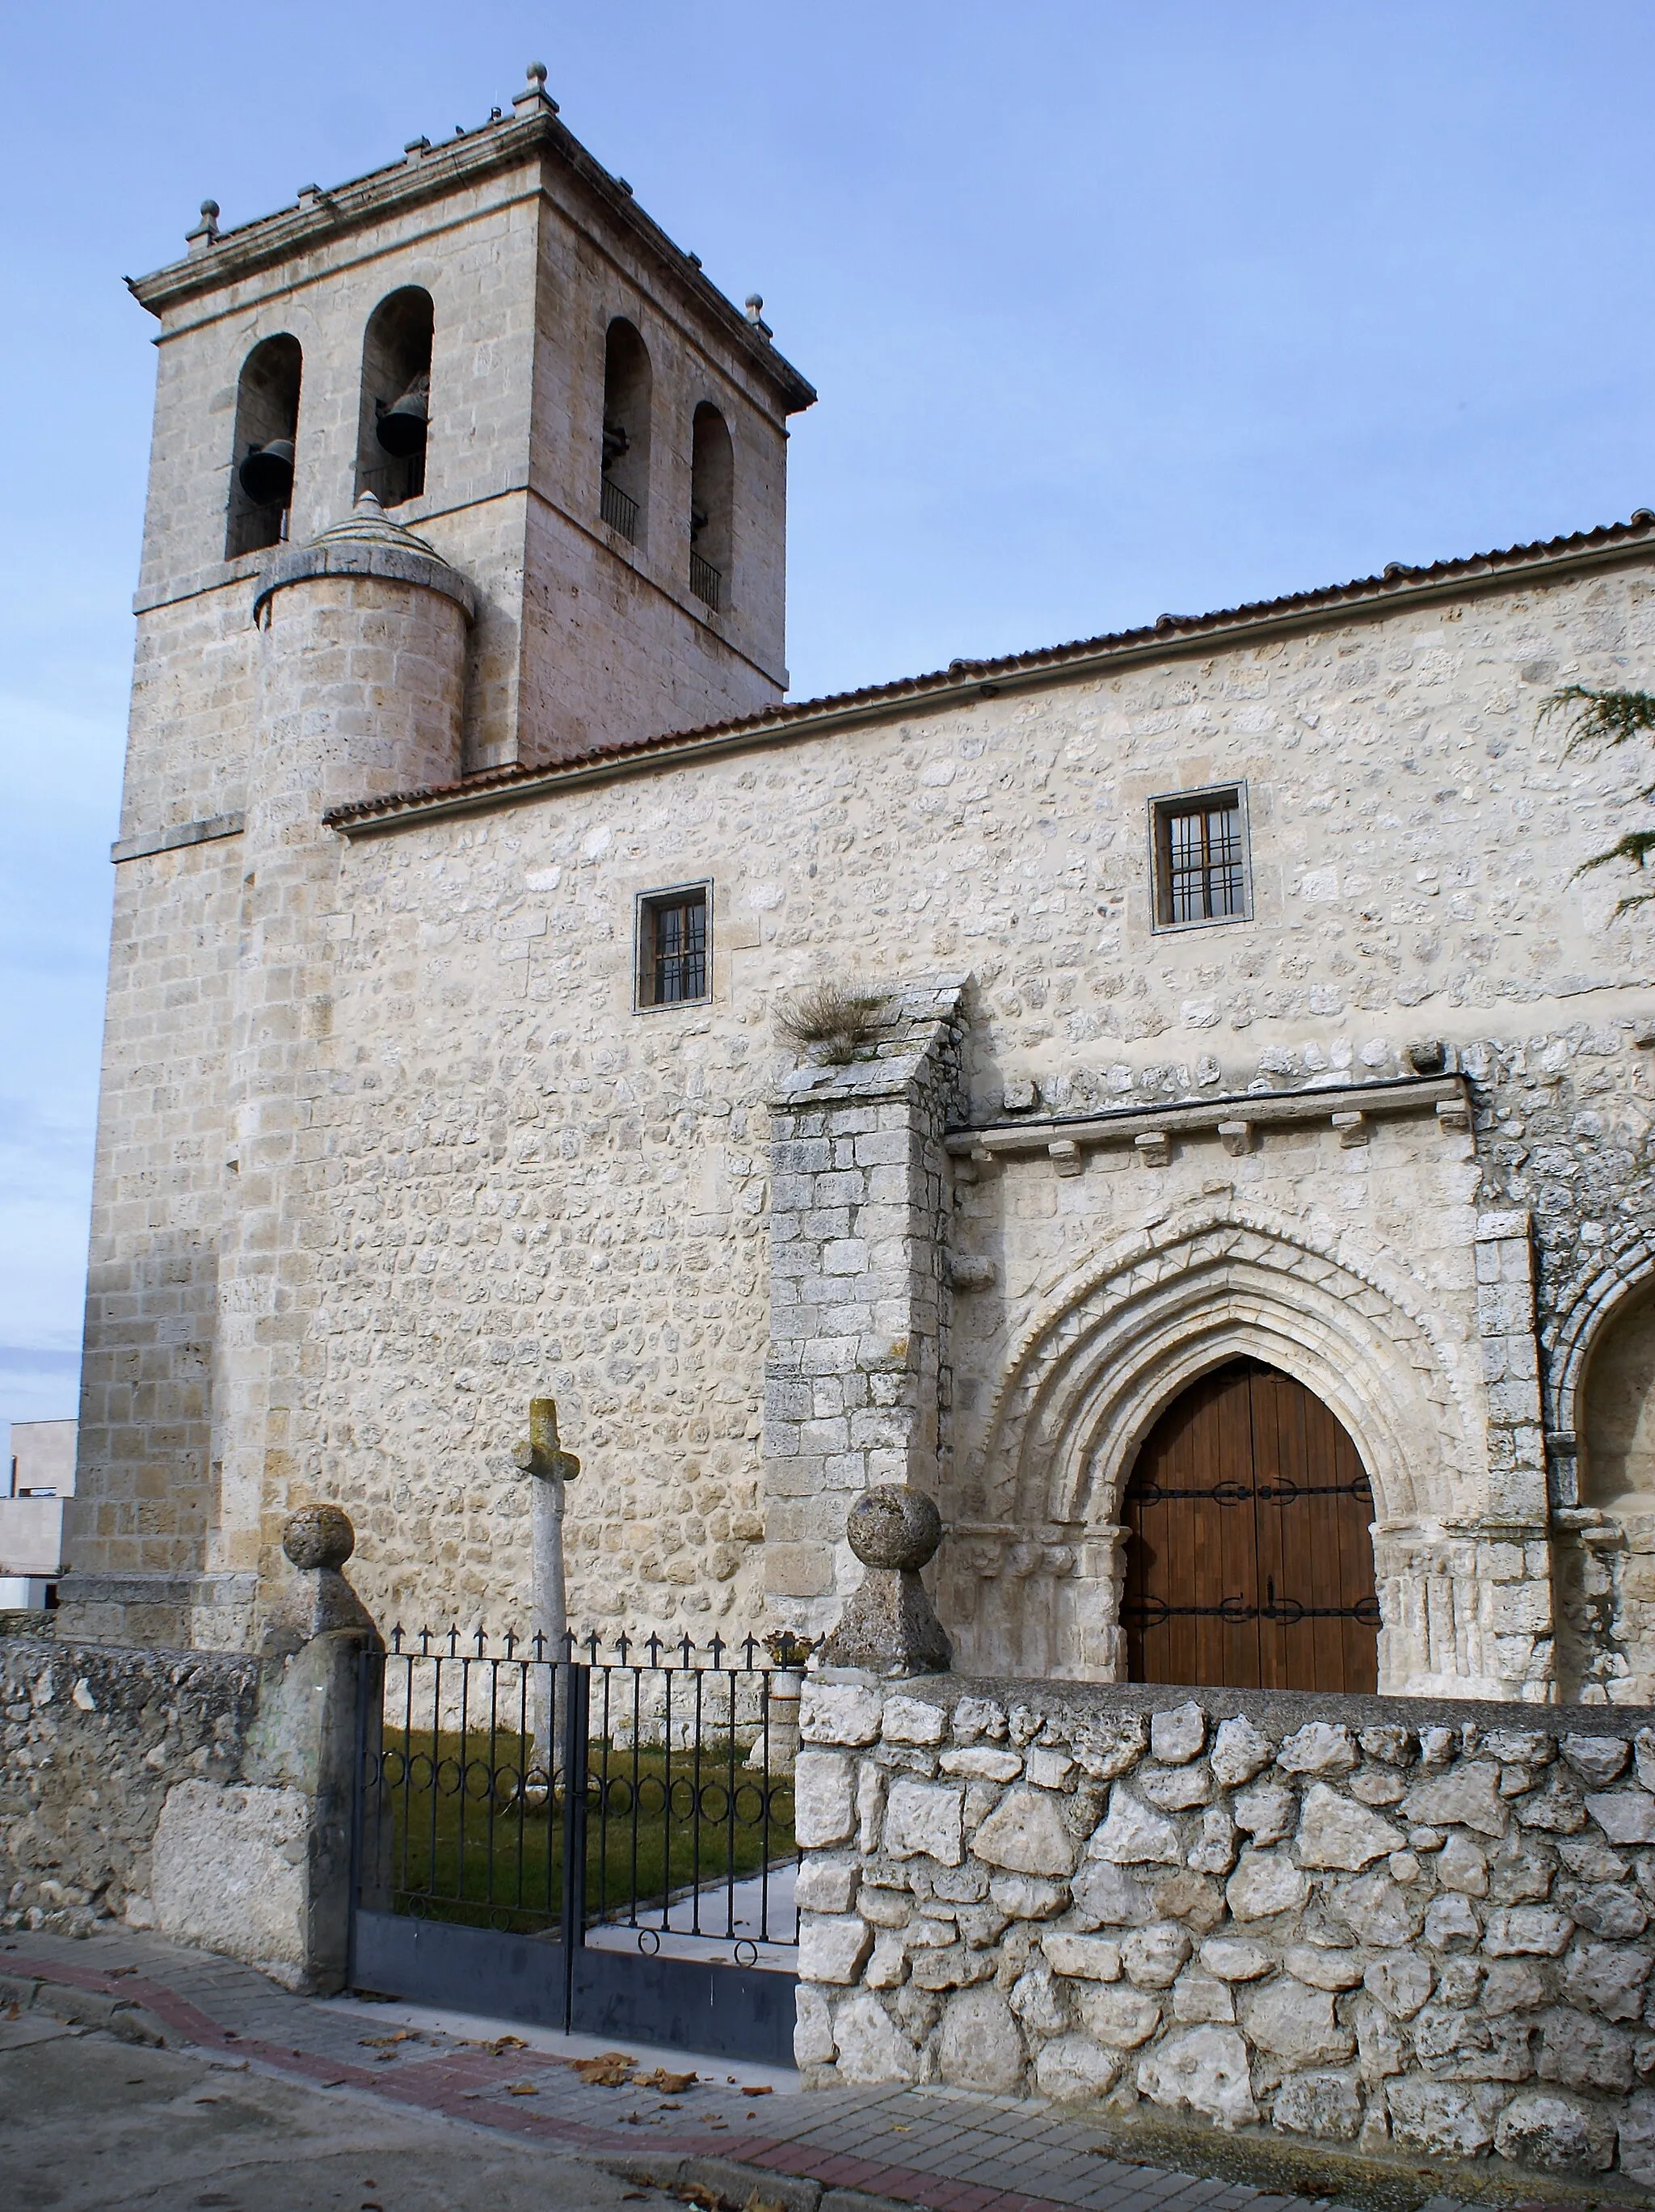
[356,287,434,508]
[689,402,733,611]
[225,334,302,558]
[1122,1356,1379,1692]
[599,318,651,546]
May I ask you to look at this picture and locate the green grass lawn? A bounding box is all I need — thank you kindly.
[364,1726,797,1940]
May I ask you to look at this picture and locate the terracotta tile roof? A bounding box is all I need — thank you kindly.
[324,511,1655,832]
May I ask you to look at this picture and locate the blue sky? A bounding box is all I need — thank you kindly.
[4,3,1655,1436]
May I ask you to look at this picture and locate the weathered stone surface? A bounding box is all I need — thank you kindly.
[1386,2080,1501,2157]
[1242,1981,1355,2068]
[882,1777,964,1865]
[1586,1791,1655,1845]
[1285,1944,1364,1991]
[1009,1961,1068,2037]
[1122,1923,1193,1990]
[1335,1872,1425,1947]
[938,1986,1023,2092]
[1484,1906,1573,1957]
[151,1780,314,1988]
[940,1747,1023,1782]
[1493,2092,1614,2172]
[1570,1881,1646,1936]
[866,1928,908,1988]
[1482,1958,1555,2015]
[1149,1703,1206,1766]
[1562,1940,1650,2022]
[832,1991,919,2083]
[1186,1807,1237,1876]
[1295,1783,1405,1871]
[794,1751,857,1848]
[1072,1717,1148,1780]
[1076,1983,1162,2048]
[1226,1851,1308,1922]
[1537,2008,1633,2093]
[1152,1871,1225,1935]
[1070,1860,1152,1928]
[1042,1932,1123,1982]
[802,1683,884,1748]
[988,1873,1068,1919]
[794,1986,836,2067]
[1423,1894,1482,1949]
[952,1698,1008,1744]
[1619,2089,1655,2188]
[1137,2026,1259,2128]
[883,1696,948,1746]
[1516,1777,1587,1834]
[1274,2071,1362,2140]
[800,1915,874,1985]
[797,1856,860,1914]
[1365,1953,1434,2019]
[1199,1937,1274,1982]
[1089,1787,1181,1866]
[1561,1735,1629,1784]
[1276,1724,1357,1776]
[972,1787,1077,1877]
[1210,1716,1274,1790]
[1171,1971,1236,2024]
[1401,1763,1506,1836]
[1232,1782,1296,1844]
[1434,1831,1489,1897]
[1136,1764,1211,1812]
[1034,2033,1120,2104]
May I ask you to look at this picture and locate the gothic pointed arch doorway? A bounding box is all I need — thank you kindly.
[1122,1358,1379,1692]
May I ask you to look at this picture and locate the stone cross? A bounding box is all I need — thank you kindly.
[819,1485,952,1675]
[512,1397,579,1658]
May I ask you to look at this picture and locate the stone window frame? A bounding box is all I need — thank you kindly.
[633,879,714,1012]
[1147,780,1253,934]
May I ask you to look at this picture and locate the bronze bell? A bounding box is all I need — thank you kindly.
[377,373,429,458]
[238,437,294,508]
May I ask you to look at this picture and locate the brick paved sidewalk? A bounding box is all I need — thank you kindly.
[0,1926,1536,2212]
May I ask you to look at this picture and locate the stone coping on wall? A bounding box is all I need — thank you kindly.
[794,1667,1655,2186]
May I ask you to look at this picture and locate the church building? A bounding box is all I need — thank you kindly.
[59,66,1655,1709]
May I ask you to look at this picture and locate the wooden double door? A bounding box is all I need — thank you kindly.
[1122,1359,1379,1693]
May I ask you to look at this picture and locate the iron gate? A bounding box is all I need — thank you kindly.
[348,1629,801,2064]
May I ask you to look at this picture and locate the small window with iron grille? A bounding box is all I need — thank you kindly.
[635,883,711,1009]
[1150,786,1251,929]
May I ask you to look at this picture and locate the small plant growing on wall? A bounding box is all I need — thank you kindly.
[774,981,887,1064]
[1547,685,1655,913]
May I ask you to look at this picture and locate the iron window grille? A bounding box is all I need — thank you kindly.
[1150,786,1251,929]
[689,550,723,611]
[601,477,639,544]
[636,883,710,1009]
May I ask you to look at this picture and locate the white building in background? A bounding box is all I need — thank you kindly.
[1,1420,77,1608]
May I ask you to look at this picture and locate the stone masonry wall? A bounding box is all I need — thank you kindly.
[0,1629,262,1936]
[795,1670,1655,2186]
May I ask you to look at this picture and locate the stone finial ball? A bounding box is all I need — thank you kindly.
[282,1503,355,1572]
[845,1485,942,1572]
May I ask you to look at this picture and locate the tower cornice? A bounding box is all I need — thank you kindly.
[127,108,816,416]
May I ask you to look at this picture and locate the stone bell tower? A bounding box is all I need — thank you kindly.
[61,67,816,1649]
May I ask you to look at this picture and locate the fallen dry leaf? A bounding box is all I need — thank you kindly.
[740,2083,773,2096]
[638,2067,697,2094]
[566,2050,638,2086]
[359,2029,419,2048]
[677,2188,720,2212]
[742,2194,785,2212]
[506,2081,540,2096]
[483,2033,528,2056]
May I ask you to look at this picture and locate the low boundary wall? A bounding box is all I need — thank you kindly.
[795,1672,1655,2185]
[1,1618,364,1990]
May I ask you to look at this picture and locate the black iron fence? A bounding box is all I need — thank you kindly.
[600,478,640,542]
[353,1628,800,1966]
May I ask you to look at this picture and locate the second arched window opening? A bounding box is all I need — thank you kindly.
[689,403,732,612]
[357,288,433,508]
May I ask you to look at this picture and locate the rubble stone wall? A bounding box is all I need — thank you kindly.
[0,1630,262,1935]
[796,1669,1655,2185]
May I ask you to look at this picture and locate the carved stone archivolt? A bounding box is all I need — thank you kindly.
[941,1197,1538,1695]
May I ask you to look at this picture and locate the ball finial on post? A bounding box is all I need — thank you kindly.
[820,1484,951,1676]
